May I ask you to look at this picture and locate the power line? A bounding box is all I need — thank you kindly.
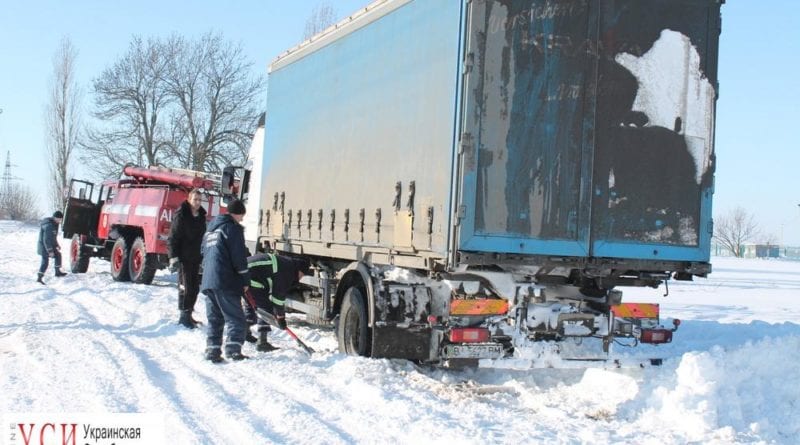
[2,150,22,196]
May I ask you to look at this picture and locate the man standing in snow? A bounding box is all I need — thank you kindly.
[243,253,311,352]
[36,210,67,284]
[200,199,251,363]
[168,189,207,329]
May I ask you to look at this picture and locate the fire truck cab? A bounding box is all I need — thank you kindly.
[62,165,226,284]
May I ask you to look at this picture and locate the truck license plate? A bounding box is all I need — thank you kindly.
[444,343,504,359]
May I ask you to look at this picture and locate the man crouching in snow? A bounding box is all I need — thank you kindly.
[200,199,250,363]
[243,253,311,352]
[37,210,67,284]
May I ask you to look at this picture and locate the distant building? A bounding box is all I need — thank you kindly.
[711,243,799,259]
[742,244,781,259]
[783,246,800,259]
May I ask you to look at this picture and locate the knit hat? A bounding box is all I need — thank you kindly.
[227,199,246,215]
[53,210,64,219]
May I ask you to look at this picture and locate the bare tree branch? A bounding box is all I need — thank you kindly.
[714,207,760,257]
[303,2,337,41]
[45,36,82,211]
[83,36,172,175]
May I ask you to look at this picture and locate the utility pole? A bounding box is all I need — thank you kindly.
[2,150,16,196]
[0,109,21,201]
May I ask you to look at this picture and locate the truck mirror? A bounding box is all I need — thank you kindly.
[222,166,237,197]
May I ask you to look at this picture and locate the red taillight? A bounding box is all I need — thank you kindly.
[640,328,673,344]
[449,328,490,343]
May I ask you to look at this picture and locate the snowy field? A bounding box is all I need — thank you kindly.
[1,220,799,444]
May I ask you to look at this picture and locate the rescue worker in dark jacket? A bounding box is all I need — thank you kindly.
[168,189,207,329]
[37,210,67,284]
[200,199,250,362]
[244,253,311,352]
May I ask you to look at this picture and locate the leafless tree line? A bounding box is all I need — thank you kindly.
[0,183,39,221]
[24,8,327,222]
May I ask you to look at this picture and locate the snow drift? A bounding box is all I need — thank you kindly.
[1,220,798,444]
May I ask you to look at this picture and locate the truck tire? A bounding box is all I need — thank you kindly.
[110,237,131,282]
[69,234,90,273]
[129,236,157,285]
[336,286,371,357]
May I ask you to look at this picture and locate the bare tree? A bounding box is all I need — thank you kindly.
[162,33,264,172]
[82,37,172,178]
[303,2,337,40]
[45,36,82,211]
[83,33,263,177]
[714,207,760,257]
[0,182,39,221]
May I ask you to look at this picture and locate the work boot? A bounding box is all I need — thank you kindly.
[256,332,278,352]
[36,273,45,285]
[227,351,250,361]
[245,331,257,344]
[55,269,67,277]
[178,310,196,329]
[204,349,224,363]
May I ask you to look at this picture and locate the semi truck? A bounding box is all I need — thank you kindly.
[62,165,227,284]
[225,0,723,366]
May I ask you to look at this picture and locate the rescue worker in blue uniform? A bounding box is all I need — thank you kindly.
[244,253,311,352]
[37,210,67,284]
[200,199,250,362]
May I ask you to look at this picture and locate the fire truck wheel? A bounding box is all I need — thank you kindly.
[336,286,371,357]
[70,234,90,273]
[129,236,157,285]
[110,238,131,282]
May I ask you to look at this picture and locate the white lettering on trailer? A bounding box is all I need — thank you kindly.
[134,205,160,217]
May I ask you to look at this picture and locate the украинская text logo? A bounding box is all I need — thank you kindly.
[3,413,164,445]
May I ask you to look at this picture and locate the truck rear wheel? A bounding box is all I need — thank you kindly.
[110,237,131,282]
[336,286,371,357]
[70,234,90,273]
[129,236,157,285]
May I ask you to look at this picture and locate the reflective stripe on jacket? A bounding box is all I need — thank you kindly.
[246,253,302,308]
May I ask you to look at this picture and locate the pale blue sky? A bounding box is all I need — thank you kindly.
[1,1,799,244]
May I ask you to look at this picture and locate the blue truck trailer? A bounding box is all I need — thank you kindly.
[226,0,723,366]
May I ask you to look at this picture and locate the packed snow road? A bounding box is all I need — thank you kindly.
[1,220,799,444]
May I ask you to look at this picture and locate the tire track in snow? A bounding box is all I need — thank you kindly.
[61,294,273,443]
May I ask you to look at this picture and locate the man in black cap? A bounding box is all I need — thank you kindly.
[37,210,67,284]
[200,199,251,362]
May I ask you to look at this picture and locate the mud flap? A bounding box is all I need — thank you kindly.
[372,324,431,361]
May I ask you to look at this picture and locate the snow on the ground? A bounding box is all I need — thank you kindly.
[1,220,799,444]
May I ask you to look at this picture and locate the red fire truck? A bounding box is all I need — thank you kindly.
[61,165,228,284]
